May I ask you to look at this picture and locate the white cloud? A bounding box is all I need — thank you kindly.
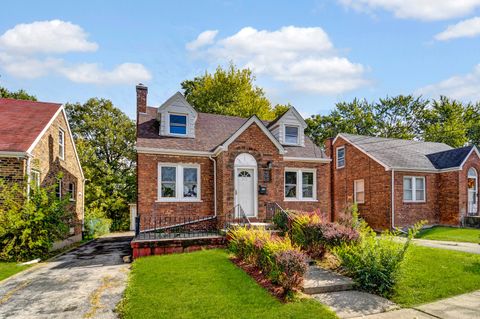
[417,64,480,101]
[60,63,152,84]
[338,0,480,21]
[0,20,151,85]
[186,30,218,51]
[0,20,98,54]
[188,26,369,94]
[434,17,480,40]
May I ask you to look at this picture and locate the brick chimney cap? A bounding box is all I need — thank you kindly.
[136,83,148,90]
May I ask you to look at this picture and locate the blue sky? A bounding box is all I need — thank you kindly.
[1,0,480,118]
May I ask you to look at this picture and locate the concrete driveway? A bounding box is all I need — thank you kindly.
[0,233,133,319]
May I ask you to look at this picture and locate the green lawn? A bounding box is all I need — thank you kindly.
[416,226,480,243]
[0,262,31,282]
[119,249,337,319]
[392,245,480,306]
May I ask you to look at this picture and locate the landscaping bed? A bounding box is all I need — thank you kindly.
[0,262,31,282]
[119,249,337,319]
[416,226,480,243]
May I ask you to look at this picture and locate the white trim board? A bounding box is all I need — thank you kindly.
[283,156,331,163]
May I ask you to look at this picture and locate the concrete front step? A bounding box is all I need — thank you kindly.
[303,265,354,294]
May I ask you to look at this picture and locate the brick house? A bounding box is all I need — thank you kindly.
[327,133,480,229]
[136,85,331,230]
[0,98,85,247]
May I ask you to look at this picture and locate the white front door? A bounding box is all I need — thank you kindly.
[235,168,256,217]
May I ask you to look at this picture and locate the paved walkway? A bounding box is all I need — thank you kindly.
[412,238,480,254]
[356,290,480,319]
[0,233,133,319]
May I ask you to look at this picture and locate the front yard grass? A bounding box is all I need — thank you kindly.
[0,262,31,282]
[415,226,480,243]
[119,249,337,319]
[392,245,480,307]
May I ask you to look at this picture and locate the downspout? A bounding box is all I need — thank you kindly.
[209,156,217,217]
[391,169,395,229]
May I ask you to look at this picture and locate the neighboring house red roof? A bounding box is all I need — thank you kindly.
[137,106,327,159]
[0,98,62,152]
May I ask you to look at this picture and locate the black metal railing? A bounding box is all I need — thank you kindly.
[224,204,251,229]
[265,202,292,222]
[134,214,218,240]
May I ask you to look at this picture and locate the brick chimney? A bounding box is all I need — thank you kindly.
[324,137,334,158]
[136,83,148,114]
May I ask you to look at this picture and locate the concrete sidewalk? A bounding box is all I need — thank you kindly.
[356,290,480,319]
[412,238,480,254]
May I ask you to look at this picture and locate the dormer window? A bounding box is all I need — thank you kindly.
[169,114,187,135]
[285,126,299,144]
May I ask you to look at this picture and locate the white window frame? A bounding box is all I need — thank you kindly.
[157,163,201,202]
[403,176,426,203]
[354,179,365,204]
[284,168,317,201]
[56,178,62,199]
[336,146,345,169]
[59,128,65,160]
[68,182,76,202]
[31,170,40,188]
[284,125,300,145]
[168,113,188,136]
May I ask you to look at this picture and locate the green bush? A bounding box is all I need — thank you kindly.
[0,179,70,261]
[334,222,424,297]
[228,227,308,293]
[84,207,112,238]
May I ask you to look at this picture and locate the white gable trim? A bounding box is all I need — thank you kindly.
[275,107,307,128]
[158,92,198,119]
[136,146,213,157]
[459,146,480,170]
[333,133,391,170]
[60,108,85,179]
[214,116,285,155]
[26,106,63,154]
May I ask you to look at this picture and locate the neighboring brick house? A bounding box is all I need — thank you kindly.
[0,98,85,247]
[327,133,480,229]
[136,85,331,230]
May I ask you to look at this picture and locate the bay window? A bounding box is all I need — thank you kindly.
[403,176,425,202]
[285,168,316,201]
[158,163,200,201]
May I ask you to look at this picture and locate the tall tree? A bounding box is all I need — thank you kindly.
[421,96,468,148]
[65,98,136,231]
[0,86,37,101]
[181,64,280,120]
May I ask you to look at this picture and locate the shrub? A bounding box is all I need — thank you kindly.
[333,222,424,297]
[228,226,308,293]
[275,250,308,291]
[0,179,70,261]
[84,207,112,238]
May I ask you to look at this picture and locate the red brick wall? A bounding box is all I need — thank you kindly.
[458,151,480,221]
[438,171,460,225]
[393,172,439,227]
[137,122,331,228]
[330,136,392,229]
[0,157,26,184]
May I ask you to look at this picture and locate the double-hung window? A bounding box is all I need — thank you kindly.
[284,125,299,144]
[59,129,65,160]
[284,169,316,201]
[56,178,62,199]
[158,164,200,201]
[403,176,425,202]
[30,170,40,189]
[68,183,76,201]
[169,114,187,135]
[336,146,345,169]
[354,179,365,204]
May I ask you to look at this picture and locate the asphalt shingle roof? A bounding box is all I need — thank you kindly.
[137,106,326,159]
[426,146,473,169]
[339,133,454,170]
[0,98,62,152]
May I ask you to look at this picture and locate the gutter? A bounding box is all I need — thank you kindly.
[209,156,217,217]
[391,169,395,229]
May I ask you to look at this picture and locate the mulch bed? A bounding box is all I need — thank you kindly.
[230,257,286,302]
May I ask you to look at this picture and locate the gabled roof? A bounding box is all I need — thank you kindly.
[427,146,479,169]
[0,98,62,153]
[267,107,307,128]
[158,91,197,119]
[335,133,454,171]
[137,105,327,159]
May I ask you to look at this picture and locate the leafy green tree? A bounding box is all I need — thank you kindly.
[464,102,480,146]
[0,86,37,100]
[0,179,69,261]
[66,98,136,231]
[421,96,468,148]
[181,64,280,120]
